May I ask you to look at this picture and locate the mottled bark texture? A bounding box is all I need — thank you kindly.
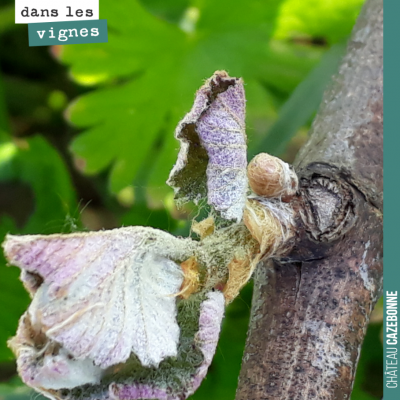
[236,0,383,399]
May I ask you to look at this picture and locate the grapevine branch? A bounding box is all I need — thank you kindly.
[236,0,383,399]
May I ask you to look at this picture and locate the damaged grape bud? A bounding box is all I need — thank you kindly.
[1,70,302,400]
[243,198,295,260]
[247,153,298,200]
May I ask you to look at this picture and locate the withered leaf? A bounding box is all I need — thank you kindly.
[167,71,248,222]
[3,227,196,373]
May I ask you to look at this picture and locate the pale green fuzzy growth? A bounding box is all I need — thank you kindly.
[196,223,257,291]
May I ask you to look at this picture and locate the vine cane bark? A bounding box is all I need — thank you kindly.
[236,0,383,399]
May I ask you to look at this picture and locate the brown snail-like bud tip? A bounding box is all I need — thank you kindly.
[247,153,298,200]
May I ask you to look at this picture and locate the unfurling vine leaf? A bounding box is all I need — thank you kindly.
[167,71,248,222]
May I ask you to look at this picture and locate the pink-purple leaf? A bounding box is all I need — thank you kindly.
[109,291,225,400]
[3,227,196,373]
[167,71,248,222]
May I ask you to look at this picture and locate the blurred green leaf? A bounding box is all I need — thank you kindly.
[121,204,178,232]
[274,0,365,44]
[0,136,78,233]
[0,216,27,363]
[60,0,364,199]
[253,40,324,94]
[351,321,383,400]
[140,0,190,23]
[0,134,78,361]
[0,74,9,133]
[60,0,325,197]
[251,42,346,158]
[0,377,47,400]
[0,6,16,36]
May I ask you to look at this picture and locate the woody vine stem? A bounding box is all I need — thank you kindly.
[236,0,383,399]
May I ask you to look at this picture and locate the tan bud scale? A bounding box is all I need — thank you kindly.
[247,153,298,200]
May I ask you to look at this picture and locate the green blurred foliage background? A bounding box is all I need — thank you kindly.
[0,0,382,399]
